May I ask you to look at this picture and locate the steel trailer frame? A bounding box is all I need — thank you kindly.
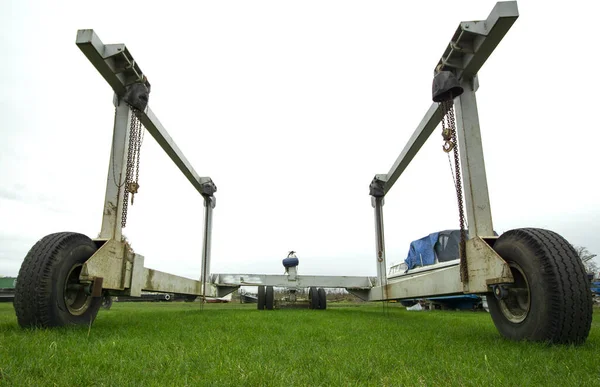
[211,1,519,301]
[72,2,520,304]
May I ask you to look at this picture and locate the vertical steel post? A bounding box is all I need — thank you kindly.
[200,195,215,297]
[372,196,387,292]
[99,96,132,241]
[454,77,494,237]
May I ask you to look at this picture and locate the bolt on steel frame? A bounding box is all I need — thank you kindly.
[74,2,519,302]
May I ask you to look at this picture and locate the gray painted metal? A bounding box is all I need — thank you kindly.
[76,30,214,197]
[455,79,494,238]
[382,103,443,195]
[200,196,215,296]
[142,268,204,295]
[75,2,519,303]
[130,254,145,297]
[372,197,387,294]
[81,239,131,290]
[77,29,217,299]
[377,2,518,196]
[139,109,215,196]
[435,2,519,79]
[371,263,463,301]
[367,238,514,301]
[99,99,131,241]
[366,1,519,302]
[463,237,513,292]
[212,274,376,289]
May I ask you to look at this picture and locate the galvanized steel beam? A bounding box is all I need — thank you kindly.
[381,103,444,195]
[436,1,519,79]
[375,2,518,196]
[142,268,206,295]
[455,79,494,238]
[212,274,376,289]
[372,197,387,295]
[76,29,214,197]
[98,99,131,241]
[369,263,463,301]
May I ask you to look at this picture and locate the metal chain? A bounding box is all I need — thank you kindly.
[121,107,145,228]
[111,107,126,189]
[441,100,468,282]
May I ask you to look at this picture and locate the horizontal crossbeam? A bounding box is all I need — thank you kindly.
[76,29,214,196]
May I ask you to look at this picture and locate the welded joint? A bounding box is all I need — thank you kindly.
[82,238,127,290]
[463,237,514,293]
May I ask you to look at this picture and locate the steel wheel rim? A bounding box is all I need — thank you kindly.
[499,263,530,323]
[64,264,92,315]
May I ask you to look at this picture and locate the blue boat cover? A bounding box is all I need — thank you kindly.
[404,232,439,270]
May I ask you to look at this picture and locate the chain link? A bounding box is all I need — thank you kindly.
[121,107,145,228]
[441,99,468,282]
[111,107,126,189]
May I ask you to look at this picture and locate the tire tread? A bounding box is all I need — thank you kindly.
[490,228,592,344]
[14,232,98,328]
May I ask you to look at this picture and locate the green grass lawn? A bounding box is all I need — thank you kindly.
[0,302,599,386]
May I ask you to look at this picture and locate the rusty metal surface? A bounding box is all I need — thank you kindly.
[91,278,104,297]
[463,236,514,292]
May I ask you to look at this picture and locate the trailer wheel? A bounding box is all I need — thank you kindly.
[13,232,102,328]
[309,287,319,309]
[317,288,327,310]
[257,285,266,310]
[101,292,113,310]
[487,228,593,344]
[265,286,274,310]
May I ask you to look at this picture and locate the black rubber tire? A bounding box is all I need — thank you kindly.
[309,287,319,310]
[13,232,102,328]
[101,294,113,310]
[265,286,274,310]
[487,228,593,345]
[317,288,327,310]
[257,285,266,310]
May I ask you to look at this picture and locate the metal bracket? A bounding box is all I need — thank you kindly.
[216,286,239,298]
[369,175,387,198]
[81,239,131,290]
[463,236,513,293]
[130,254,145,297]
[200,179,217,197]
[91,277,104,297]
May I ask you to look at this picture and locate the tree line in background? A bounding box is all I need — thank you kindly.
[576,246,598,276]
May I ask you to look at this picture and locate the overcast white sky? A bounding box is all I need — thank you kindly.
[1,0,599,280]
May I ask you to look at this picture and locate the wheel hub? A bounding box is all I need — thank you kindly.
[498,263,530,323]
[64,264,93,316]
